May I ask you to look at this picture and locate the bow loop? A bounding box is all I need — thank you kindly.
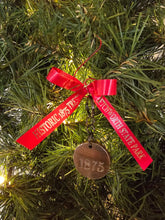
[47,68,117,97]
[47,67,84,92]
[92,79,117,96]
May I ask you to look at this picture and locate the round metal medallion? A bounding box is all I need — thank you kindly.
[73,142,110,179]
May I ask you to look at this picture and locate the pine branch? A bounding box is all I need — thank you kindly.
[0,0,165,219]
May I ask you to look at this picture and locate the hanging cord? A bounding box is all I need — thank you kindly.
[74,36,102,146]
[86,95,95,146]
[73,35,102,77]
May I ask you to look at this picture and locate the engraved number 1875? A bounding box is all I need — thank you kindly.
[78,158,105,172]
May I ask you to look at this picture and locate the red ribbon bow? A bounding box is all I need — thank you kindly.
[16,67,153,170]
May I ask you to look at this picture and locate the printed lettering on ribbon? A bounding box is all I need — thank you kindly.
[92,95,153,171]
[16,91,86,150]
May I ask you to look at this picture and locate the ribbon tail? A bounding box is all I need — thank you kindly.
[92,95,153,171]
[16,91,86,150]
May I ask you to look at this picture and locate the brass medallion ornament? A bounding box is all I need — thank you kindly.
[73,142,110,179]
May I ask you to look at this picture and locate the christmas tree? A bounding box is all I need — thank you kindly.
[0,0,165,219]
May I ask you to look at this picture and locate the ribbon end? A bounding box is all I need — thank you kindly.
[16,136,36,150]
[140,157,153,171]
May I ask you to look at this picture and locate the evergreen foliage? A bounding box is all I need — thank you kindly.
[0,0,165,219]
